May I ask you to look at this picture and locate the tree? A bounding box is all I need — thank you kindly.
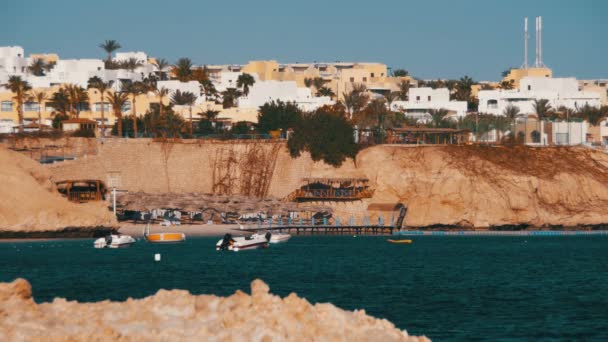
[342,83,369,119]
[48,87,71,118]
[288,107,358,167]
[576,104,607,126]
[231,121,251,135]
[64,84,89,118]
[221,88,242,108]
[172,58,193,81]
[143,105,185,138]
[354,98,389,129]
[393,69,409,77]
[106,91,129,137]
[397,80,410,101]
[532,99,553,121]
[153,58,170,81]
[503,104,520,139]
[502,68,513,78]
[257,100,302,133]
[197,109,220,135]
[122,57,143,72]
[6,76,32,132]
[200,79,218,100]
[499,80,515,90]
[122,81,148,138]
[191,66,210,84]
[28,58,55,76]
[99,40,121,63]
[317,86,335,98]
[428,108,450,128]
[28,90,47,129]
[170,90,197,135]
[88,76,109,135]
[236,73,256,96]
[383,91,399,111]
[154,87,170,118]
[454,75,474,101]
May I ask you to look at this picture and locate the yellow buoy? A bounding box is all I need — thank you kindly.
[387,239,412,244]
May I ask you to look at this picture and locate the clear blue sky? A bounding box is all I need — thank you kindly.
[2,0,605,81]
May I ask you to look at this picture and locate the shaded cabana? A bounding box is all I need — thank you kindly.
[56,180,107,202]
[288,177,374,202]
[387,127,470,145]
[367,203,408,228]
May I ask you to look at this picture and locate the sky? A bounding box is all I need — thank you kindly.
[1,0,606,81]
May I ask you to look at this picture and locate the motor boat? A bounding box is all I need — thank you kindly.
[252,232,291,244]
[143,224,186,243]
[94,234,136,248]
[216,232,271,251]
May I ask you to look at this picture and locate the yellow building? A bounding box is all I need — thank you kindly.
[0,86,168,128]
[579,80,608,106]
[502,67,552,89]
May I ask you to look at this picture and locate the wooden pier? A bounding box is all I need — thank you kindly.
[239,224,395,235]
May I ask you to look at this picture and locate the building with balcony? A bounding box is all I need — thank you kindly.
[390,87,468,122]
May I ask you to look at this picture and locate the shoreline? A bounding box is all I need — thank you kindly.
[1,223,608,240]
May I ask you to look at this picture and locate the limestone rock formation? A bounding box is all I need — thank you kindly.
[0,146,116,232]
[0,278,429,341]
[350,145,608,228]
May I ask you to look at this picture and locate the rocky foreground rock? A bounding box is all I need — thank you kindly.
[0,278,429,341]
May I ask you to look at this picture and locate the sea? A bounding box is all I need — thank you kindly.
[1,235,607,341]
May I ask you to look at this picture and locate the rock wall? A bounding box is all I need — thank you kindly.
[0,278,429,341]
[46,139,608,228]
[0,146,116,232]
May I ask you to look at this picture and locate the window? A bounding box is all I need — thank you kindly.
[487,99,498,109]
[1,101,13,112]
[77,102,90,112]
[23,102,40,112]
[350,77,355,82]
[416,96,420,101]
[94,102,110,112]
[531,130,541,143]
[45,102,54,112]
[527,85,531,91]
[371,73,375,77]
[122,101,131,112]
[428,96,431,101]
[362,77,367,82]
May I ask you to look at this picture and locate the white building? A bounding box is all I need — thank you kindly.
[391,87,468,121]
[156,80,205,104]
[237,78,333,111]
[478,77,601,115]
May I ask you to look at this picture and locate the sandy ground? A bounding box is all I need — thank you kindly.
[118,223,257,237]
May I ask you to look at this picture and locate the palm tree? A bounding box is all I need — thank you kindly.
[122,57,143,72]
[503,104,520,140]
[455,76,474,101]
[383,91,399,111]
[28,58,51,76]
[397,80,410,101]
[106,91,129,137]
[64,84,89,118]
[155,87,170,118]
[153,58,170,80]
[99,40,121,63]
[200,79,217,100]
[88,76,109,135]
[6,76,32,132]
[28,90,47,129]
[342,83,369,119]
[221,88,242,108]
[304,78,313,88]
[499,80,515,90]
[236,73,256,96]
[317,86,335,98]
[532,99,553,121]
[429,108,449,128]
[122,81,147,138]
[172,58,193,81]
[48,87,71,118]
[170,90,197,135]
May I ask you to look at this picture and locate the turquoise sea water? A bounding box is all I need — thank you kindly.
[1,236,607,341]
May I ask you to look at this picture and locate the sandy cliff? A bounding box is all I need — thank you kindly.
[350,145,608,228]
[0,146,116,233]
[0,278,429,341]
[44,138,608,228]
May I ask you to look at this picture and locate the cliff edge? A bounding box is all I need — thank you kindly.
[0,146,116,233]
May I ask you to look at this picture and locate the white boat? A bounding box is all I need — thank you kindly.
[254,232,291,244]
[216,233,271,251]
[94,234,136,248]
